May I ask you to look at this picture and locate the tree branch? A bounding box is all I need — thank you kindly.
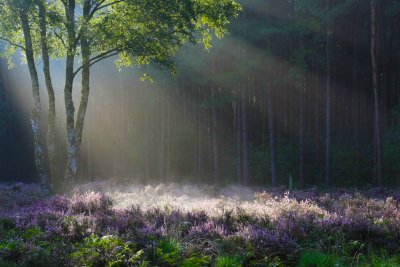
[0,37,26,51]
[53,30,67,49]
[90,0,124,18]
[73,49,120,77]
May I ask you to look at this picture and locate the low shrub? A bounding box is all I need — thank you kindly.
[215,255,243,267]
[1,183,400,266]
[71,234,149,267]
[298,251,342,267]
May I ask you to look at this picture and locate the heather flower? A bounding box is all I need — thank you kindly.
[1,182,400,266]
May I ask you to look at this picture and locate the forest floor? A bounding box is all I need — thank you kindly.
[1,181,400,266]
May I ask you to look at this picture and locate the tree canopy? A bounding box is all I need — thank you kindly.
[0,0,241,191]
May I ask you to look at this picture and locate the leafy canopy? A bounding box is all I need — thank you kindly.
[0,0,241,74]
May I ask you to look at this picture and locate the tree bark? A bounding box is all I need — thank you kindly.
[241,85,250,185]
[233,100,241,184]
[144,91,149,180]
[63,0,77,187]
[64,0,94,186]
[166,90,171,182]
[371,0,383,187]
[159,100,166,182]
[212,99,219,183]
[299,79,305,188]
[20,11,50,194]
[38,0,56,189]
[266,84,277,187]
[73,2,91,178]
[325,3,332,187]
[197,95,204,181]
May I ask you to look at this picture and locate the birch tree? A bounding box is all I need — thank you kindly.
[1,0,241,188]
[0,0,53,193]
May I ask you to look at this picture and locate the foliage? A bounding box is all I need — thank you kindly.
[1,182,400,266]
[358,252,400,267]
[71,234,149,267]
[215,255,243,267]
[298,251,342,267]
[0,228,59,267]
[156,239,183,266]
[155,238,211,266]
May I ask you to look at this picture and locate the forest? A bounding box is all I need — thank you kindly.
[1,0,400,266]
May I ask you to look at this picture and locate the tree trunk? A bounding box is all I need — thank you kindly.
[266,84,277,187]
[325,5,332,187]
[212,100,219,183]
[73,0,92,180]
[159,100,166,182]
[241,85,250,185]
[197,96,204,181]
[299,79,305,188]
[64,0,77,187]
[64,57,76,186]
[371,0,383,187]
[73,34,90,180]
[38,1,56,189]
[166,91,171,182]
[144,94,149,180]
[87,132,92,181]
[233,100,241,184]
[64,0,95,185]
[20,11,50,194]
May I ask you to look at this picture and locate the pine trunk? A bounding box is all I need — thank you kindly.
[371,0,383,187]
[325,6,332,187]
[267,85,277,187]
[241,85,250,185]
[212,90,219,183]
[159,101,166,182]
[299,79,305,187]
[233,100,241,184]
[197,97,204,181]
[144,97,149,180]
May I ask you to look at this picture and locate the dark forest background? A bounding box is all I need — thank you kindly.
[1,0,400,188]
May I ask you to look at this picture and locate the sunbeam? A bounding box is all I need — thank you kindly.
[1,0,400,265]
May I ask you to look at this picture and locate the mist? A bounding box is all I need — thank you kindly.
[2,0,400,265]
[2,32,375,186]
[0,0,397,188]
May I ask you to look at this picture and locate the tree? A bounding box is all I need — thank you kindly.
[37,0,59,186]
[370,0,382,187]
[1,0,241,188]
[0,0,51,193]
[63,0,241,186]
[266,83,277,186]
[325,0,332,187]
